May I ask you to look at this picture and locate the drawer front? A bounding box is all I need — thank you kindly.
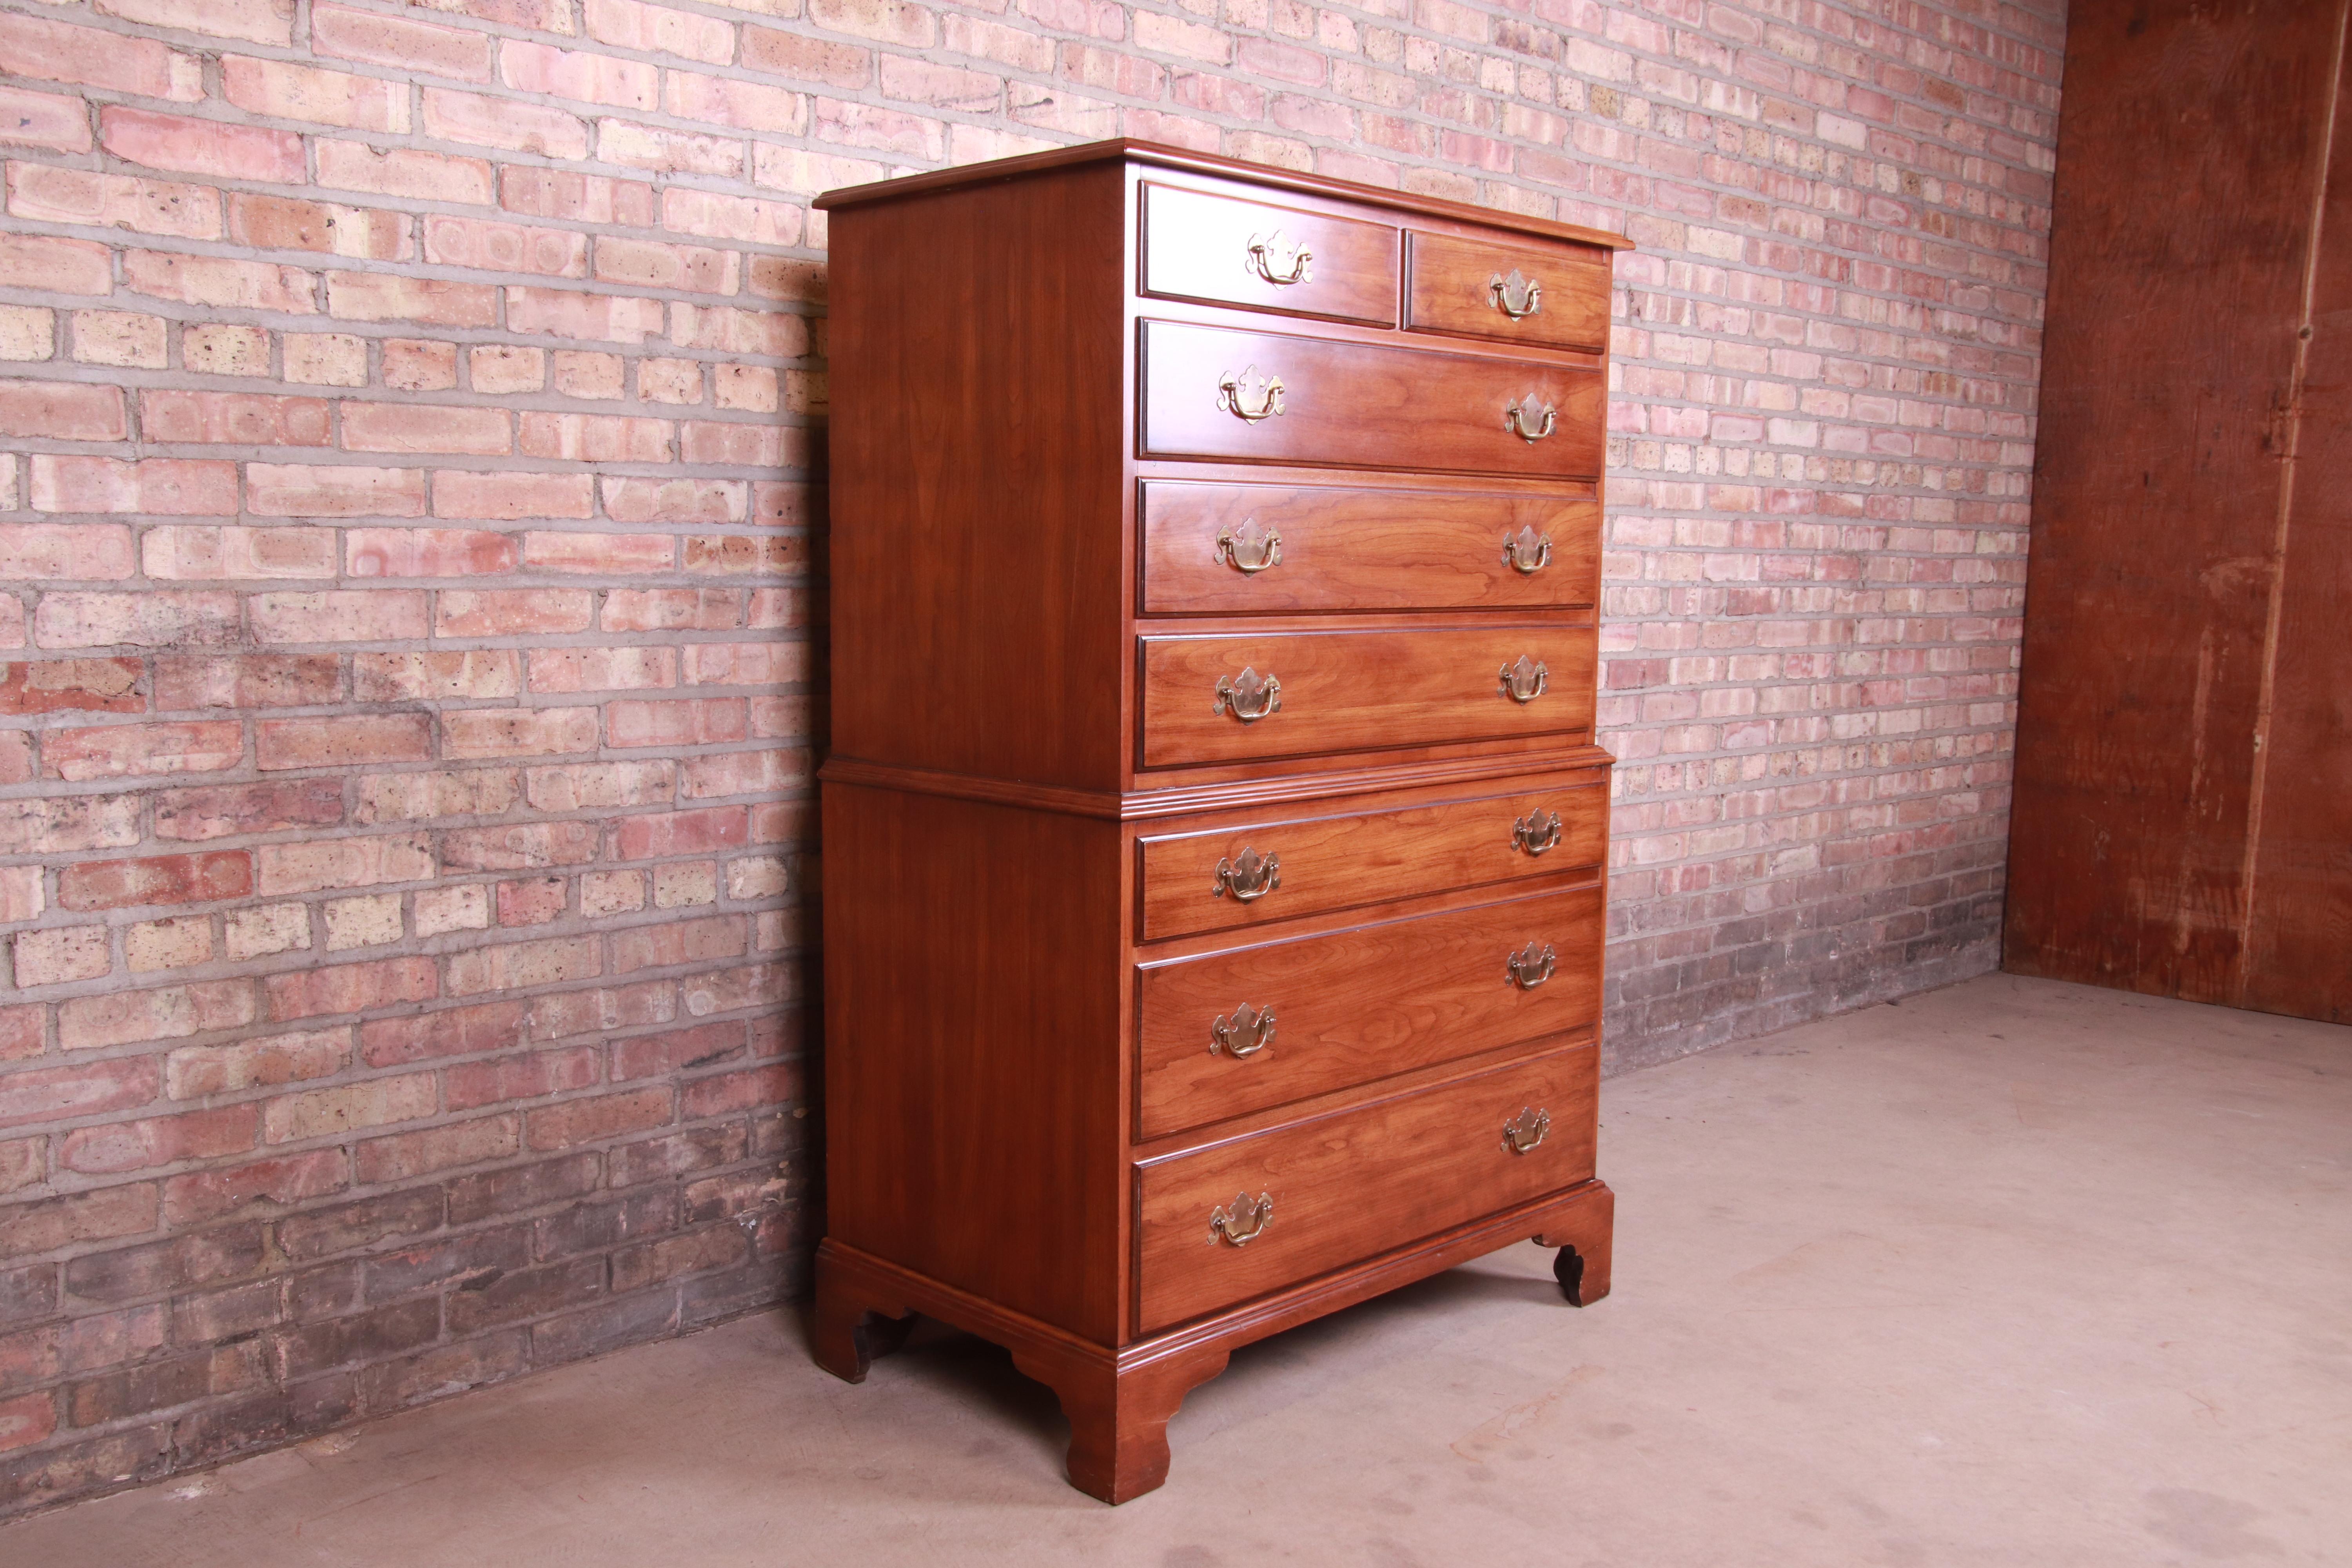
[1139,779,1606,941]
[1136,885,1602,1139]
[1405,232,1613,353]
[1140,481,1599,615]
[1136,1044,1597,1331]
[1139,626,1594,768]
[1140,321,1604,479]
[1141,183,1398,327]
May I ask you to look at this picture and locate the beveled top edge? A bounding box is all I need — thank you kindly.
[812,137,1635,252]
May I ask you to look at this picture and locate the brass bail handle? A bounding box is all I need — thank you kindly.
[1210,1002,1275,1057]
[1504,397,1557,442]
[1214,667,1281,722]
[1210,1191,1274,1246]
[1214,518,1282,574]
[1502,525,1552,574]
[1212,847,1280,902]
[1512,809,1563,856]
[1507,940,1556,990]
[1501,1106,1551,1155]
[1490,269,1543,319]
[1247,230,1313,285]
[1218,365,1285,423]
[1499,655,1547,704]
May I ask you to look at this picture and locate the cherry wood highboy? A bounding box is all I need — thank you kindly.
[812,141,1627,1502]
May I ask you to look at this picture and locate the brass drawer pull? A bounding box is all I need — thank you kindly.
[1512,810,1563,856]
[1501,1106,1551,1155]
[1218,365,1285,423]
[1506,940,1556,990]
[1503,397,1555,442]
[1210,1003,1275,1057]
[1499,655,1547,704]
[1214,518,1282,574]
[1212,847,1280,902]
[1501,525,1552,574]
[1214,667,1281,722]
[1247,231,1312,285]
[1490,268,1543,320]
[1210,1191,1273,1246]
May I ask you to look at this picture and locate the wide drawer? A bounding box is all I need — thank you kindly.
[1138,777,1606,941]
[1139,481,1599,615]
[1405,231,1613,353]
[1138,625,1594,768]
[1135,1044,1597,1332]
[1139,321,1604,478]
[1135,884,1602,1139]
[1141,183,1398,327]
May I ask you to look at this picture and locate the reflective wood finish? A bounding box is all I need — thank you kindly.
[1138,624,1596,767]
[1141,181,1399,325]
[1136,886,1604,1138]
[1406,230,1614,352]
[1136,774,1607,940]
[814,141,1624,1504]
[1134,1045,1599,1332]
[1140,320,1607,478]
[1139,480,1600,614]
[2004,1,2352,1024]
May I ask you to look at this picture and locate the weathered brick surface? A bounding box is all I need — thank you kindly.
[0,0,2052,1519]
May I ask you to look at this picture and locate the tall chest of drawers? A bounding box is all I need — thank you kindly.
[812,140,1625,1503]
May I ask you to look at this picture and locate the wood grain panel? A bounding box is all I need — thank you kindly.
[1405,231,1613,352]
[1140,321,1604,478]
[826,163,1129,789]
[1135,886,1602,1138]
[822,786,1126,1341]
[1137,777,1607,940]
[1141,182,1398,325]
[1135,1046,1597,1331]
[2004,0,2346,1002]
[2241,30,2352,1024]
[1139,480,1599,614]
[1138,624,1595,768]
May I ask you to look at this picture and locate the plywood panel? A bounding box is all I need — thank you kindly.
[2241,34,2352,1024]
[2004,0,2348,1004]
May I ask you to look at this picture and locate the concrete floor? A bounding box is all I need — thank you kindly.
[9,972,2349,1565]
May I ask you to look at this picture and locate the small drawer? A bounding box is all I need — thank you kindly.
[1135,884,1601,1140]
[1142,182,1398,327]
[1140,321,1604,479]
[1140,481,1599,615]
[1138,625,1594,768]
[1135,1044,1597,1332]
[1138,778,1606,942]
[1405,232,1613,353]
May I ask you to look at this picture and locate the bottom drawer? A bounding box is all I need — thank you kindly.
[1134,1045,1595,1333]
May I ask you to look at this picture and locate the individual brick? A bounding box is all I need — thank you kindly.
[221,56,411,133]
[379,339,457,392]
[14,927,110,987]
[263,956,437,1021]
[283,334,368,387]
[311,4,493,82]
[161,1149,347,1227]
[229,196,408,261]
[57,852,252,912]
[220,904,313,964]
[42,722,244,784]
[164,1027,345,1098]
[58,1107,254,1176]
[57,980,254,1053]
[97,107,302,183]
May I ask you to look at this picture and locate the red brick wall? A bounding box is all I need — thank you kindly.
[0,0,2058,1515]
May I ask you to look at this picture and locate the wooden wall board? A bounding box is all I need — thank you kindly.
[2004,0,2352,1017]
[2241,32,2352,1024]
